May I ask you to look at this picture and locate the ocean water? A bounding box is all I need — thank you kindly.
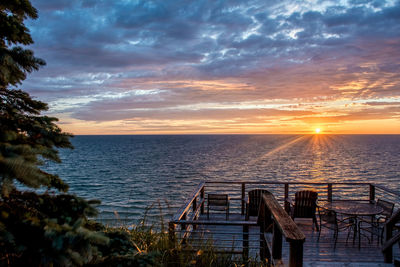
[44,134,400,223]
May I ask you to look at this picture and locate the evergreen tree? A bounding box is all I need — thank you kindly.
[0,0,72,195]
[0,1,110,265]
[0,2,171,266]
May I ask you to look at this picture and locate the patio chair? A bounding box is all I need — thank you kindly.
[358,199,395,245]
[288,190,319,231]
[207,194,229,220]
[246,189,271,220]
[318,207,355,249]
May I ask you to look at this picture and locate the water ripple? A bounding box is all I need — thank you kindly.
[44,134,400,223]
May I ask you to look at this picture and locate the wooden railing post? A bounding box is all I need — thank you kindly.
[272,221,283,260]
[200,186,205,214]
[369,184,375,203]
[182,212,187,230]
[258,202,270,261]
[193,197,197,213]
[181,212,187,244]
[243,224,249,262]
[192,198,197,229]
[289,240,304,267]
[384,222,394,263]
[383,210,400,263]
[284,183,290,213]
[168,222,176,245]
[327,183,332,202]
[260,234,269,262]
[241,182,246,215]
[262,193,305,267]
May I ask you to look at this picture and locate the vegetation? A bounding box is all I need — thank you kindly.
[0,1,106,265]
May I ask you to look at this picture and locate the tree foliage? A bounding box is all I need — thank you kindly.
[0,0,72,196]
[0,1,110,265]
[0,190,107,266]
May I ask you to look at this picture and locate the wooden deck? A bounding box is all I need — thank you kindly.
[187,213,398,265]
[169,181,400,266]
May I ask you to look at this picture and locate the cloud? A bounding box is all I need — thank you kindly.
[22,0,400,133]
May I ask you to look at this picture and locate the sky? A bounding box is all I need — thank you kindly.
[23,0,400,134]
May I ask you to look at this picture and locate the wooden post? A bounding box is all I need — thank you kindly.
[193,197,197,213]
[289,240,304,267]
[193,198,197,229]
[369,184,375,203]
[260,233,268,261]
[168,222,176,245]
[243,224,249,262]
[384,223,394,263]
[383,210,400,263]
[200,186,205,214]
[327,183,332,202]
[182,212,187,231]
[272,221,282,260]
[241,182,246,215]
[181,212,187,244]
[259,202,265,258]
[284,183,290,213]
[258,199,270,262]
[264,205,273,233]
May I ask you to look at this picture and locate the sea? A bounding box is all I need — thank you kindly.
[43,134,400,224]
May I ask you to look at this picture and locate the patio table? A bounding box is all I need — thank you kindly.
[319,200,384,247]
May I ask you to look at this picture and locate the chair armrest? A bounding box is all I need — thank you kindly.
[285,197,293,206]
[284,197,293,215]
[376,216,387,224]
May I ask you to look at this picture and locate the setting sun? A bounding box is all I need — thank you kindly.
[315,128,321,134]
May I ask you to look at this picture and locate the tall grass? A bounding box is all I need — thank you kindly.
[94,200,266,266]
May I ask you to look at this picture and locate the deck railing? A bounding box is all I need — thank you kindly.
[259,192,305,267]
[383,209,400,263]
[169,181,399,265]
[169,181,205,243]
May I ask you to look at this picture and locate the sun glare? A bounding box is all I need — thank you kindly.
[315,128,321,134]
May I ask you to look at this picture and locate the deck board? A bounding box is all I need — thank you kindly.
[185,213,399,265]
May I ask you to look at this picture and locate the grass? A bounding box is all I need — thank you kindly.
[95,200,267,266]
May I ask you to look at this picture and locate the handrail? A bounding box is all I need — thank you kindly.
[205,181,372,185]
[171,219,257,226]
[259,192,305,267]
[172,181,205,221]
[203,181,399,214]
[171,182,400,221]
[262,193,306,242]
[189,197,205,221]
[205,181,399,196]
[382,232,400,254]
[383,209,400,263]
[374,184,400,196]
